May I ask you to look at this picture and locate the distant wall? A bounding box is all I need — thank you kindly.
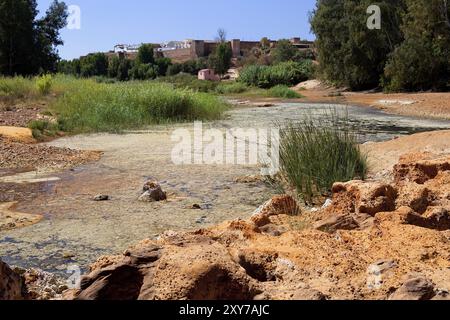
[162,48,193,63]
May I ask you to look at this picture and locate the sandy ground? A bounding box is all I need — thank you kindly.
[362,130,450,177]
[295,80,450,120]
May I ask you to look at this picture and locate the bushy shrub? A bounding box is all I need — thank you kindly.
[167,58,208,76]
[28,119,59,139]
[35,74,53,95]
[267,85,302,98]
[279,111,367,203]
[215,82,249,94]
[239,61,313,88]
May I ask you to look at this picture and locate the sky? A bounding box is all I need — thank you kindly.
[37,0,317,60]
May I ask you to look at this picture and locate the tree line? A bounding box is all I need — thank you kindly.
[310,0,450,91]
[57,31,234,81]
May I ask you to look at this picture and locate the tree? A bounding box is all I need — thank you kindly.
[383,0,450,91]
[0,0,68,75]
[216,28,227,43]
[34,0,68,72]
[136,44,155,65]
[310,0,405,90]
[155,57,172,76]
[272,39,298,63]
[209,42,232,77]
[80,53,108,77]
[117,58,132,81]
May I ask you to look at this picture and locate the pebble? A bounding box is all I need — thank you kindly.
[93,194,109,201]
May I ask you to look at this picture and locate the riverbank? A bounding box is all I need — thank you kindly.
[295,80,450,120]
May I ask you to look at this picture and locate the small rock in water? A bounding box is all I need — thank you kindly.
[93,194,109,201]
[139,180,167,202]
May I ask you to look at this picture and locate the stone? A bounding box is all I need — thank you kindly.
[314,214,360,233]
[93,194,109,201]
[138,181,167,202]
[251,195,300,227]
[389,276,436,300]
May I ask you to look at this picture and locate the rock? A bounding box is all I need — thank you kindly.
[21,267,68,300]
[330,181,398,216]
[0,259,24,300]
[389,276,436,300]
[251,195,299,227]
[314,214,360,233]
[192,204,202,210]
[65,154,450,301]
[139,181,167,202]
[394,156,450,185]
[259,224,288,236]
[93,194,109,201]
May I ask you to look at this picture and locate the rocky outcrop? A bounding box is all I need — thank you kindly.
[314,153,450,233]
[70,155,450,301]
[0,259,24,300]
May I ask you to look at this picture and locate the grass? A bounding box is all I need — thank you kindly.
[279,111,368,204]
[158,73,218,93]
[267,85,302,99]
[215,82,249,94]
[28,119,59,140]
[0,76,37,104]
[51,79,229,133]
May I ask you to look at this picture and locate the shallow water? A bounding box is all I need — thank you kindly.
[1,103,449,275]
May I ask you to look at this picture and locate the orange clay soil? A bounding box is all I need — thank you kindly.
[295,81,450,120]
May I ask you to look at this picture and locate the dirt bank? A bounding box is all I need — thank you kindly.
[295,80,450,120]
[362,130,450,177]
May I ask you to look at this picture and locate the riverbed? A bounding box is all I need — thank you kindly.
[1,103,449,274]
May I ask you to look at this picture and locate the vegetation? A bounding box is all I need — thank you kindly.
[208,42,232,77]
[239,61,314,88]
[50,78,229,133]
[267,85,302,99]
[167,58,208,76]
[383,0,450,91]
[159,74,218,93]
[0,0,68,75]
[279,112,367,203]
[215,82,249,94]
[0,76,36,102]
[28,119,59,139]
[310,0,450,91]
[35,74,52,95]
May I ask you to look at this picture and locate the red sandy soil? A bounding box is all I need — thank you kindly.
[295,80,450,120]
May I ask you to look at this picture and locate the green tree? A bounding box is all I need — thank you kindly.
[0,0,67,75]
[80,53,108,77]
[272,39,298,63]
[209,42,232,77]
[117,58,132,81]
[383,0,450,91]
[136,44,155,65]
[155,57,172,76]
[34,0,68,72]
[107,56,120,78]
[310,0,405,90]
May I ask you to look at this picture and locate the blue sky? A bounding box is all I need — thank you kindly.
[37,0,317,60]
